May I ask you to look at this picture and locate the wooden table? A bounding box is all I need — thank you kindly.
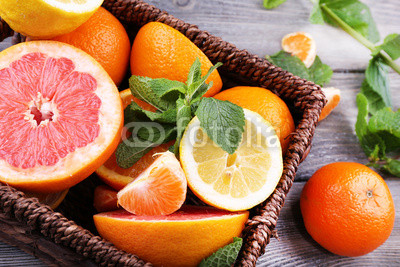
[0,0,399,266]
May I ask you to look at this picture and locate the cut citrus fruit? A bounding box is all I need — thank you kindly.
[282,32,316,67]
[94,205,249,267]
[93,185,118,212]
[180,109,283,211]
[0,41,123,193]
[319,87,341,121]
[95,89,172,191]
[25,189,68,209]
[0,0,103,38]
[117,151,187,216]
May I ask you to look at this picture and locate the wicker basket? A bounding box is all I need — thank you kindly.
[0,0,326,266]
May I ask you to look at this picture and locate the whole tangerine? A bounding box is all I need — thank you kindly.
[300,162,395,257]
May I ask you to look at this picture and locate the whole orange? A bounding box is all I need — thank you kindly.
[130,22,222,97]
[52,7,131,86]
[300,162,395,257]
[214,86,295,152]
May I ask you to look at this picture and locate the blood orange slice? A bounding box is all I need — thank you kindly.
[94,205,249,267]
[93,185,118,212]
[0,41,123,193]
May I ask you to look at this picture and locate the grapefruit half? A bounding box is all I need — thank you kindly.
[94,205,248,267]
[0,41,123,193]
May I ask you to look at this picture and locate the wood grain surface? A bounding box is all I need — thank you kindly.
[0,0,399,266]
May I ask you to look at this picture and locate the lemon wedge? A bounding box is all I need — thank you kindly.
[180,109,283,211]
[0,0,103,38]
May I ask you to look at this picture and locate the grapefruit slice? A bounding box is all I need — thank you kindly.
[94,205,249,267]
[95,89,172,191]
[319,87,341,121]
[93,185,118,212]
[117,151,187,216]
[0,41,123,193]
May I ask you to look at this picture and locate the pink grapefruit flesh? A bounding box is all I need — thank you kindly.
[0,41,123,193]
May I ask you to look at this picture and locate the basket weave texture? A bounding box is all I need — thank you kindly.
[0,0,326,266]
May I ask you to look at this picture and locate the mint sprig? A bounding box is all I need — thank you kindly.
[116,59,244,169]
[263,0,286,10]
[267,51,332,86]
[199,237,243,267]
[309,0,400,177]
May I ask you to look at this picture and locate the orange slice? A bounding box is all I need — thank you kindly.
[0,41,123,193]
[95,89,173,191]
[282,32,316,67]
[93,185,118,212]
[117,151,187,216]
[25,189,68,209]
[319,87,341,121]
[94,205,249,267]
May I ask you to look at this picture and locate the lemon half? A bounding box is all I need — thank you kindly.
[180,109,283,211]
[0,0,103,38]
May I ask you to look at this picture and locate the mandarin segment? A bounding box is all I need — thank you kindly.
[282,31,317,67]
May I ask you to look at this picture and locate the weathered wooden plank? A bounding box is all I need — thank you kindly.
[258,179,400,266]
[147,0,400,70]
[0,241,43,266]
[296,71,400,181]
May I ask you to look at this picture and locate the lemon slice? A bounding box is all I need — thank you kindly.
[180,109,283,211]
[0,0,103,38]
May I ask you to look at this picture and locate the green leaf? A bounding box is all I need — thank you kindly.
[129,76,175,112]
[136,123,176,144]
[199,237,243,267]
[267,51,310,80]
[125,101,177,124]
[368,107,400,152]
[267,52,332,86]
[187,62,223,100]
[263,0,286,9]
[355,93,386,157]
[309,56,333,86]
[318,0,380,43]
[115,137,154,169]
[365,56,392,107]
[360,79,386,115]
[149,78,187,98]
[375,33,400,60]
[186,58,202,85]
[309,0,325,25]
[383,159,400,177]
[174,97,192,155]
[196,98,245,154]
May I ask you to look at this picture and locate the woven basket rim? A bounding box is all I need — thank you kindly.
[0,0,326,266]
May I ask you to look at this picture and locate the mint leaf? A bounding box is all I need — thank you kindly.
[199,237,243,267]
[267,52,332,86]
[355,93,386,157]
[267,51,310,80]
[360,79,386,115]
[263,0,286,9]
[150,79,187,98]
[309,56,333,86]
[375,34,400,60]
[365,56,391,107]
[368,107,400,153]
[129,76,175,112]
[174,97,192,154]
[383,159,400,177]
[314,0,380,43]
[196,98,245,154]
[125,101,177,124]
[309,0,325,24]
[136,123,176,144]
[187,62,223,100]
[115,137,154,169]
[186,58,202,85]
